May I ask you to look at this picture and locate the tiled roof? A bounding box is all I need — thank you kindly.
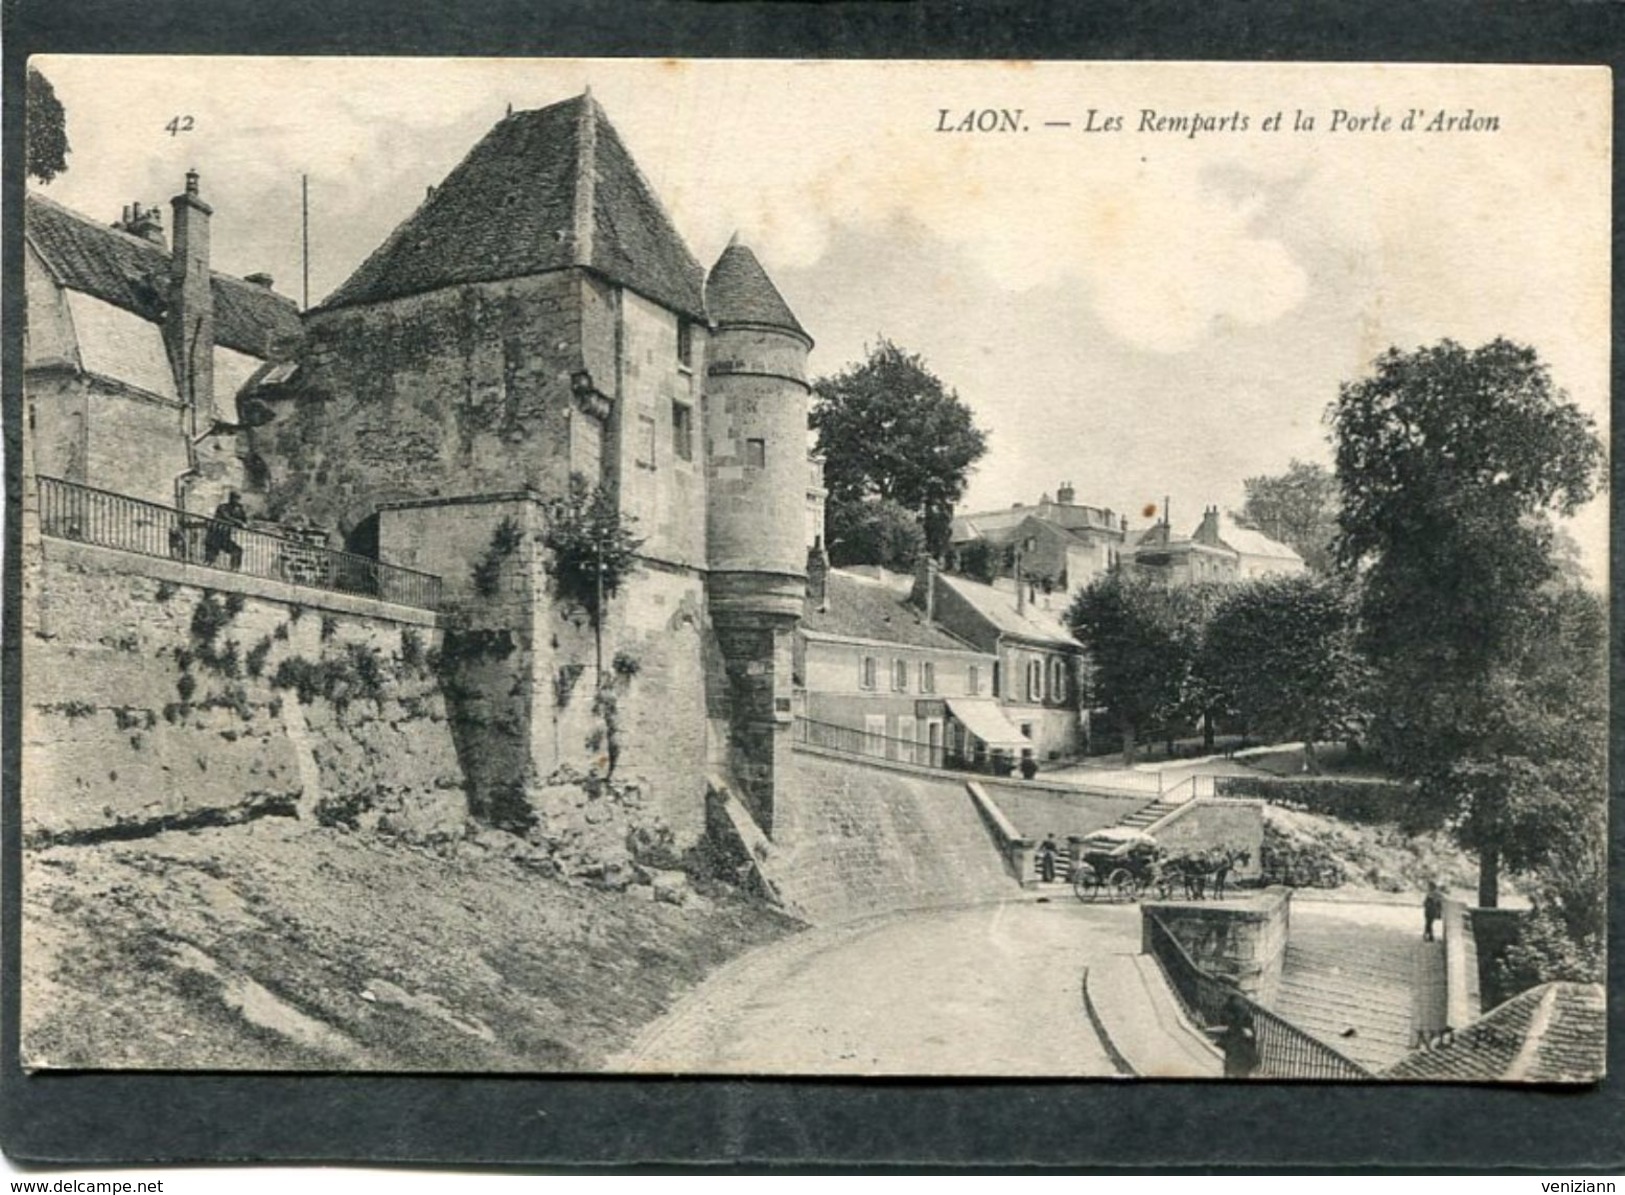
[804,570,980,652]
[1383,982,1605,1083]
[321,94,706,321]
[25,192,302,359]
[934,572,1082,649]
[706,237,808,341]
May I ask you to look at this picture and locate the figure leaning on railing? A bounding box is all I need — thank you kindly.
[204,490,249,570]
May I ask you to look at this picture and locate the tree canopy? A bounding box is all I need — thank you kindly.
[1328,338,1604,906]
[824,496,925,572]
[1201,573,1365,771]
[811,339,987,559]
[1067,573,1206,764]
[27,67,70,184]
[1235,459,1339,573]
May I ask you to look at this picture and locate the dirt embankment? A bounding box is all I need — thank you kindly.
[1262,804,1481,897]
[22,818,801,1072]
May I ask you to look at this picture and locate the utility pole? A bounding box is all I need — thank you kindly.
[301,174,310,312]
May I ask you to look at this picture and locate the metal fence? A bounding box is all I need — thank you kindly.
[1144,910,1372,1081]
[793,716,950,769]
[37,476,442,612]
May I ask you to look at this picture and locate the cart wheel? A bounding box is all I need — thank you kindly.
[1071,866,1097,903]
[1109,869,1136,903]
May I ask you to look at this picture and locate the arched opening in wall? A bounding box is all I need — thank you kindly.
[337,512,381,596]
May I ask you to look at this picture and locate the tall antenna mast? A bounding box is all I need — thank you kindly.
[301,174,310,311]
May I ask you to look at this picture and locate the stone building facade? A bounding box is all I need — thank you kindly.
[23,181,302,515]
[245,93,817,840]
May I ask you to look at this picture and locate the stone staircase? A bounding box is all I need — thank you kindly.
[1272,911,1443,1073]
[1114,797,1182,830]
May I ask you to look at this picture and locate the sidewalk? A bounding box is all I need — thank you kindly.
[1083,952,1223,1078]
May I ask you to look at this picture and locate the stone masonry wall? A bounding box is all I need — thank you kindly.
[254,273,583,542]
[1146,799,1265,882]
[379,495,714,848]
[1142,888,1292,1004]
[773,748,1020,924]
[24,539,464,844]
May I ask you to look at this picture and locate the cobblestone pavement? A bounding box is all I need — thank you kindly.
[615,897,1139,1076]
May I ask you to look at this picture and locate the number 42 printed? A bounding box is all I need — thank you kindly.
[165,115,194,136]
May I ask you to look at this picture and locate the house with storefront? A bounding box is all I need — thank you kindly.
[796,565,1004,767]
[909,560,1086,763]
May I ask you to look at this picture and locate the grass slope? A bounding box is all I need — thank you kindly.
[22,818,801,1071]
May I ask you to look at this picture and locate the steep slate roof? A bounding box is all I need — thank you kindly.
[24,192,302,359]
[1211,515,1304,563]
[1383,982,1605,1083]
[321,94,706,321]
[706,237,809,342]
[933,572,1082,650]
[803,571,980,652]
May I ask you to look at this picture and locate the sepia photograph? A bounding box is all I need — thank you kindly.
[15,56,1610,1084]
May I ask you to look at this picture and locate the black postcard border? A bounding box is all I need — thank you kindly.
[2,0,1622,1172]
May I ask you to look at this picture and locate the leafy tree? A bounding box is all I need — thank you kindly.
[1329,338,1603,906]
[954,538,1001,585]
[812,339,988,559]
[1066,574,1202,765]
[1201,574,1365,771]
[1234,458,1339,573]
[541,474,644,675]
[27,67,70,184]
[826,496,925,571]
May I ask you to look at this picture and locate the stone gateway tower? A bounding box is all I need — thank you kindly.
[244,93,815,847]
[703,237,815,831]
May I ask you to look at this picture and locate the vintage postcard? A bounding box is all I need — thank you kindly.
[16,56,1609,1082]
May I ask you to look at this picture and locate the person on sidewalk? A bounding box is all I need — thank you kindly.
[1019,752,1039,782]
[1038,832,1059,884]
[1423,882,1444,942]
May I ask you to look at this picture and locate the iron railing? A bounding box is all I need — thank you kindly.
[1144,910,1372,1081]
[37,476,442,612]
[794,715,952,769]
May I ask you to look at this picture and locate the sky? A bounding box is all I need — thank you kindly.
[30,57,1612,576]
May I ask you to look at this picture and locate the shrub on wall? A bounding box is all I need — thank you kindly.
[1215,774,1427,832]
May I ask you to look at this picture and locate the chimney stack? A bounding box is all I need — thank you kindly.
[168,169,215,428]
[1196,505,1222,546]
[805,537,830,613]
[1057,480,1075,506]
[910,554,938,624]
[115,202,167,247]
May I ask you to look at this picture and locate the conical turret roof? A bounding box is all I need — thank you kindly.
[706,236,810,344]
[321,93,706,320]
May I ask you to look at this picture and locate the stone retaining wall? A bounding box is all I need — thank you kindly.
[774,748,1020,923]
[23,538,465,844]
[1142,887,1293,1004]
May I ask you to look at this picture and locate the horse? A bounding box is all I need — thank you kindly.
[1210,848,1251,900]
[1170,847,1251,900]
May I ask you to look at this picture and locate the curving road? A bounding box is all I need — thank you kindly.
[616,896,1139,1076]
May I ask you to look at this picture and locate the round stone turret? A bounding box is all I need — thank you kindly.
[705,237,814,622]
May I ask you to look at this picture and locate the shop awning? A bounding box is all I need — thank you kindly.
[945,698,1030,751]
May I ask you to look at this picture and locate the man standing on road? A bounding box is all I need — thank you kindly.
[1423,882,1444,942]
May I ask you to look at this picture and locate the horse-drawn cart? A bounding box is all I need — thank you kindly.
[1069,827,1180,903]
